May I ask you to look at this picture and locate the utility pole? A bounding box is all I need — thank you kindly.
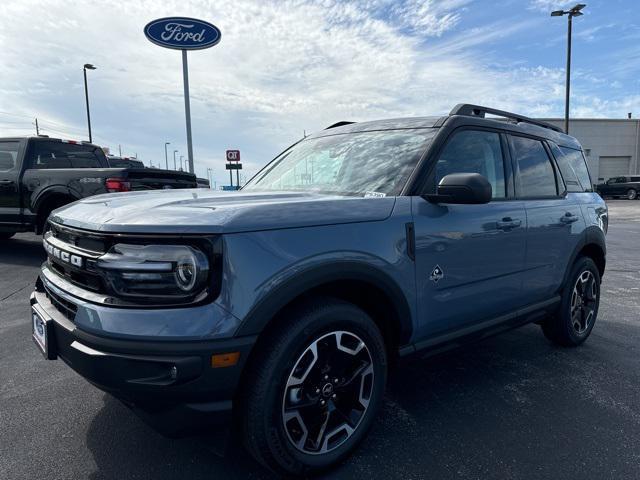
[35,118,39,135]
[118,144,122,156]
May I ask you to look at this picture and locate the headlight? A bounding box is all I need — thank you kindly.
[95,244,209,301]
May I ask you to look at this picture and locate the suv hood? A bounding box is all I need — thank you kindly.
[51,190,396,234]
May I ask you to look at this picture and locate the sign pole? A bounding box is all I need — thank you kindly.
[182,49,195,174]
[229,165,233,188]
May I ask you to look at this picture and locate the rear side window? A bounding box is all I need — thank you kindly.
[28,141,105,169]
[0,141,20,171]
[557,146,592,192]
[510,135,557,197]
[435,129,506,198]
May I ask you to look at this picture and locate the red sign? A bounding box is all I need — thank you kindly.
[226,149,240,162]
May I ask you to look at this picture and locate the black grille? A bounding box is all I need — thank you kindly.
[44,283,78,321]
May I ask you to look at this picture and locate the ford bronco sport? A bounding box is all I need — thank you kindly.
[31,104,607,476]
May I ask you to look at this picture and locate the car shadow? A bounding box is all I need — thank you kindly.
[84,322,635,479]
[0,234,45,268]
[85,395,276,480]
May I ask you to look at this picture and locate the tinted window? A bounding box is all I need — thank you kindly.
[0,141,20,171]
[435,130,506,198]
[511,136,557,197]
[108,158,144,168]
[28,141,104,169]
[558,147,592,192]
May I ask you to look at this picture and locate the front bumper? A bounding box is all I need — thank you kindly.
[31,276,256,437]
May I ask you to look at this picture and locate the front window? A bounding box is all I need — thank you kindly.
[243,129,436,197]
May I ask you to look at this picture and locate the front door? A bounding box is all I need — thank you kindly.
[413,129,527,339]
[0,140,23,225]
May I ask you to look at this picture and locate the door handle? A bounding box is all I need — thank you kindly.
[496,217,522,230]
[0,179,14,185]
[560,213,579,224]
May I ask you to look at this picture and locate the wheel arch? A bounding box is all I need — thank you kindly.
[236,261,414,356]
[33,188,79,233]
[562,226,606,288]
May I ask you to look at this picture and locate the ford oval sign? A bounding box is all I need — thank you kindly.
[144,17,221,50]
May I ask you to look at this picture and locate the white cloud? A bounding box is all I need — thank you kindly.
[0,0,636,184]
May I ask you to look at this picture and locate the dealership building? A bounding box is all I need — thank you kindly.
[539,118,640,183]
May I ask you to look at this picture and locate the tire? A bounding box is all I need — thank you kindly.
[0,232,15,240]
[627,189,637,200]
[542,256,600,347]
[241,297,387,476]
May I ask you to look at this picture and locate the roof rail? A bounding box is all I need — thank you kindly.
[325,121,356,130]
[449,104,563,133]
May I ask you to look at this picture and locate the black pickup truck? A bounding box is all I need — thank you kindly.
[595,176,640,200]
[0,136,197,238]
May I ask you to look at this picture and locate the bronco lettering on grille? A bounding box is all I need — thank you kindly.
[44,241,84,268]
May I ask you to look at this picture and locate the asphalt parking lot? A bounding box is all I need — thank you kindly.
[1,200,639,480]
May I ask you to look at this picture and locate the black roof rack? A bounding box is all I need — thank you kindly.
[325,121,356,130]
[450,104,563,133]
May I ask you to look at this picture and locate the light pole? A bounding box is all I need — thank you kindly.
[83,64,96,143]
[164,142,170,170]
[551,3,586,134]
[180,155,184,171]
[173,150,178,170]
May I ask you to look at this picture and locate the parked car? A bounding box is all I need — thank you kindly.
[106,155,145,169]
[0,136,198,238]
[595,176,640,200]
[196,177,210,188]
[31,105,607,476]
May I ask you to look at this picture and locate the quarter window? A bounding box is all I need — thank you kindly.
[558,146,593,192]
[0,141,19,171]
[435,130,506,198]
[511,136,557,197]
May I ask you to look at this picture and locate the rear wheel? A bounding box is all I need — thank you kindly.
[542,257,600,346]
[241,298,387,476]
[627,189,637,200]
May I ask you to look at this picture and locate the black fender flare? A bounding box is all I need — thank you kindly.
[561,226,606,289]
[235,261,413,345]
[32,187,79,216]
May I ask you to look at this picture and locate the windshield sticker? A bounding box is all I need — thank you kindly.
[364,191,386,198]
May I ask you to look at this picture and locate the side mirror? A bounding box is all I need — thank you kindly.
[423,173,492,204]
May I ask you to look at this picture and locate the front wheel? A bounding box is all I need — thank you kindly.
[241,298,387,476]
[627,189,637,200]
[542,256,600,346]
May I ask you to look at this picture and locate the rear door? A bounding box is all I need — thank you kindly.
[0,140,25,225]
[412,128,527,338]
[509,134,583,305]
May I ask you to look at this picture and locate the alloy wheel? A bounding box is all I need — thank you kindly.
[282,330,374,455]
[570,270,597,335]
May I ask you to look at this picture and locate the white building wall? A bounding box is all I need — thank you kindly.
[538,118,640,182]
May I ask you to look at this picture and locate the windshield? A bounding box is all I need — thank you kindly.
[243,129,436,196]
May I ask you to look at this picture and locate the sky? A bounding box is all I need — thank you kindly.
[1,0,639,186]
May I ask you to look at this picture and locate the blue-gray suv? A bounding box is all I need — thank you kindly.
[31,104,607,476]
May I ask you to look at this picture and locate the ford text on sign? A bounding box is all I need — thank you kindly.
[226,150,240,162]
[144,17,221,50]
